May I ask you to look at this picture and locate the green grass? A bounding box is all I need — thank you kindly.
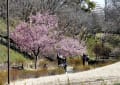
[0,18,6,34]
[0,18,20,34]
[0,18,30,63]
[0,44,30,63]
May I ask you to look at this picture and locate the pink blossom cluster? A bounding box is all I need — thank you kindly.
[30,12,58,30]
[55,37,86,57]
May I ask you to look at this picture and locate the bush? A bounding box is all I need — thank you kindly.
[93,43,111,59]
[111,48,120,58]
[86,36,98,58]
[104,35,120,47]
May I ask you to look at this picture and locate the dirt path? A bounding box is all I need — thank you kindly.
[10,62,120,85]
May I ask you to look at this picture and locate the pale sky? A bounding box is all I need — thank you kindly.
[91,0,105,7]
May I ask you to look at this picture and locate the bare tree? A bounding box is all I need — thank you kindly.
[104,0,120,34]
[0,0,96,41]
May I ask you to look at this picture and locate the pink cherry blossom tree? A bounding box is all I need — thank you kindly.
[11,12,87,69]
[55,37,86,57]
[11,12,58,69]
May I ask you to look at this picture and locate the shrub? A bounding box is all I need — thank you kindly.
[93,43,111,59]
[104,35,120,47]
[111,48,120,59]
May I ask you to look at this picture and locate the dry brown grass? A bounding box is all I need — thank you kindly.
[67,57,82,65]
[0,71,7,85]
[0,57,117,85]
[0,67,65,85]
[73,65,91,72]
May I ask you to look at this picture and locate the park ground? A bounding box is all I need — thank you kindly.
[0,1,120,84]
[10,61,120,85]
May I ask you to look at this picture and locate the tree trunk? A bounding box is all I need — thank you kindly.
[35,55,38,69]
[96,54,98,60]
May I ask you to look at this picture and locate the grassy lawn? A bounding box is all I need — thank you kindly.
[0,18,20,35]
[0,44,30,63]
[0,18,6,34]
[0,18,28,63]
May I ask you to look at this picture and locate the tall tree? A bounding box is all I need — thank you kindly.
[104,0,120,34]
[11,12,58,69]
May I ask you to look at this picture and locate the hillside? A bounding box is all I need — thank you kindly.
[0,44,30,63]
[0,19,6,34]
[0,18,30,64]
